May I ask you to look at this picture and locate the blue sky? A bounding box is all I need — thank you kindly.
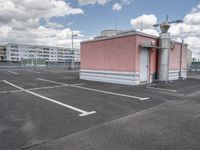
[61,0,199,36]
[0,0,200,58]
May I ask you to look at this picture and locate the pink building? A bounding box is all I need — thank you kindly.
[80,30,188,85]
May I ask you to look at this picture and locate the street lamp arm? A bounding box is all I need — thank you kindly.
[168,19,183,24]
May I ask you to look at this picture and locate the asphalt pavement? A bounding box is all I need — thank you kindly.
[0,69,200,150]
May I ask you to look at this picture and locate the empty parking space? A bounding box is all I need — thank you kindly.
[36,78,149,101]
[3,80,96,117]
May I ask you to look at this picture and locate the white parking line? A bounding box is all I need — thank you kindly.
[0,91,9,94]
[146,86,177,93]
[0,85,66,94]
[0,89,22,94]
[48,70,60,73]
[0,84,81,95]
[26,70,41,74]
[29,85,67,91]
[71,83,86,86]
[72,85,149,101]
[37,78,69,85]
[36,78,149,101]
[7,71,19,75]
[3,80,96,117]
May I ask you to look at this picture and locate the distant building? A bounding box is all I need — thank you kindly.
[1,43,80,63]
[0,46,6,61]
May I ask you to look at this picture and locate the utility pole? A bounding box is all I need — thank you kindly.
[71,31,78,69]
[179,40,184,79]
[71,31,78,50]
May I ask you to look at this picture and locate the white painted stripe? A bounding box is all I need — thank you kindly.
[36,78,68,85]
[7,71,18,75]
[81,69,139,75]
[28,85,67,91]
[48,70,60,73]
[0,89,22,94]
[146,86,177,93]
[37,78,149,101]
[71,85,149,101]
[0,91,9,94]
[0,86,66,94]
[0,86,63,94]
[3,80,96,117]
[0,84,80,95]
[70,83,86,86]
[26,70,41,74]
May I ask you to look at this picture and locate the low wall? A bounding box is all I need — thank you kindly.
[0,62,80,70]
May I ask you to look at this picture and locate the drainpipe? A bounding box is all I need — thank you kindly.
[179,40,183,79]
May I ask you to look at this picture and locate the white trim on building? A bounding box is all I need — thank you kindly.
[80,69,140,85]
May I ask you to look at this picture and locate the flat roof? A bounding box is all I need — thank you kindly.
[81,30,188,46]
[81,30,159,44]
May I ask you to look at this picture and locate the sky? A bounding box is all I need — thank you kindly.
[0,0,200,58]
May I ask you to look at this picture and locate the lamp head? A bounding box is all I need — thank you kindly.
[160,22,170,33]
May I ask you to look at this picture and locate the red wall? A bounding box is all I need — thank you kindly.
[81,36,137,72]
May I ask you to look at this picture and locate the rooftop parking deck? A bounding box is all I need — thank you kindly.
[0,69,200,150]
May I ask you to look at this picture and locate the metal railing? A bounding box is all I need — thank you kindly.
[0,61,80,70]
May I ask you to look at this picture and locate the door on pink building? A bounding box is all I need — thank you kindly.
[140,48,150,83]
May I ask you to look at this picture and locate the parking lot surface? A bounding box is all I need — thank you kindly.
[0,69,200,150]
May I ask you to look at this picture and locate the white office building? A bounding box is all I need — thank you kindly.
[3,43,80,63]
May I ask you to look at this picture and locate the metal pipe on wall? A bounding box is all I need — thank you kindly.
[158,32,170,81]
[179,40,184,79]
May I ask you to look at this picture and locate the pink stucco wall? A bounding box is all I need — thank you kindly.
[169,43,187,70]
[81,36,137,72]
[181,45,187,69]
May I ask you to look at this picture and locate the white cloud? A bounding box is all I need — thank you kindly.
[121,0,135,5]
[78,0,110,5]
[45,21,64,29]
[0,0,84,48]
[184,12,200,25]
[0,25,83,48]
[130,14,157,30]
[112,3,122,11]
[130,8,200,59]
[169,5,200,55]
[0,0,83,24]
[112,0,135,11]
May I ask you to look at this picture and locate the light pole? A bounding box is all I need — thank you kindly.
[71,31,78,50]
[71,31,78,69]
